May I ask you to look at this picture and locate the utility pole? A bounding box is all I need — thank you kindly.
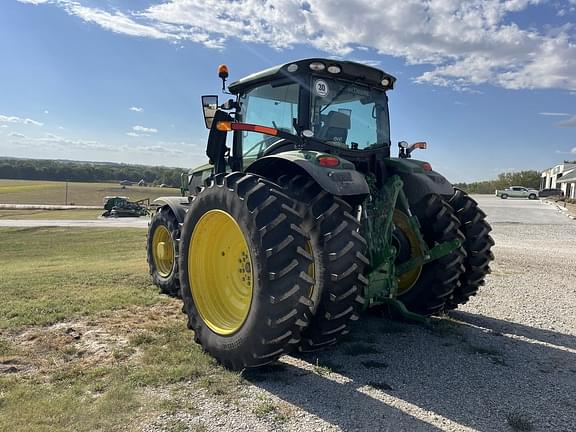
[65,181,68,206]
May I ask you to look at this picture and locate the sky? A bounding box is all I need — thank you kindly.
[0,0,575,182]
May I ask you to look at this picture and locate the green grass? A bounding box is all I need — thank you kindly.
[0,227,160,328]
[0,179,180,206]
[0,209,105,220]
[0,227,244,431]
[0,321,241,432]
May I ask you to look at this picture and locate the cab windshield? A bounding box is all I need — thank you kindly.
[310,77,390,150]
[239,81,298,159]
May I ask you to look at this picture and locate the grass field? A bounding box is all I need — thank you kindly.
[0,179,181,206]
[0,227,240,432]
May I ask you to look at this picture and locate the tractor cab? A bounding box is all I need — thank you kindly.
[202,59,397,175]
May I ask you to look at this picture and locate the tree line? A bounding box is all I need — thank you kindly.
[0,158,185,187]
[454,170,542,194]
[0,159,546,194]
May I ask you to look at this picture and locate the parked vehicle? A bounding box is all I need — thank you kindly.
[538,188,564,198]
[495,186,539,199]
[102,196,149,217]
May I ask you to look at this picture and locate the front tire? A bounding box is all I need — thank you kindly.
[179,173,313,370]
[528,193,537,200]
[500,194,508,199]
[147,206,181,297]
[396,194,466,315]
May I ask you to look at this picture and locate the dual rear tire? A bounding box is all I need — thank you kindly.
[446,190,494,309]
[394,191,493,314]
[177,172,368,368]
[395,194,466,315]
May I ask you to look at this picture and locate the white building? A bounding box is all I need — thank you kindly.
[557,170,576,199]
[541,162,576,199]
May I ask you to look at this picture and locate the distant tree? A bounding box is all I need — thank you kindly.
[0,158,187,188]
[454,170,541,194]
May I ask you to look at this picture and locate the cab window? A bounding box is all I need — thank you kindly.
[239,82,299,158]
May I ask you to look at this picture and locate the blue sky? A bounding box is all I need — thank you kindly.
[0,0,575,182]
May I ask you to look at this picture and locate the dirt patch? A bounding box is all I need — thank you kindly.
[0,300,182,377]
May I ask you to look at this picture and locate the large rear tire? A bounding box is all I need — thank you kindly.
[179,173,313,370]
[278,175,368,352]
[147,206,181,297]
[396,194,466,315]
[446,190,494,309]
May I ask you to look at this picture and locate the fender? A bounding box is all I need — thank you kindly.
[246,150,370,197]
[153,196,189,224]
[385,158,454,204]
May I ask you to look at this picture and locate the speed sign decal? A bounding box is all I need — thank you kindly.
[314,79,329,97]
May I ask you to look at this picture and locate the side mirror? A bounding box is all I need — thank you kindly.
[398,141,426,159]
[202,95,219,129]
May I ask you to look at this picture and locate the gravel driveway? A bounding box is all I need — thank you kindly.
[143,195,575,432]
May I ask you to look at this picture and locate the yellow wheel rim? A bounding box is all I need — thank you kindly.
[152,225,175,278]
[393,210,423,295]
[305,241,315,298]
[189,210,253,336]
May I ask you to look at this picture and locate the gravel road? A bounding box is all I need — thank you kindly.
[142,195,576,432]
[0,217,149,228]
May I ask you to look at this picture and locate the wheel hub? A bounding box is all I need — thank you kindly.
[152,225,175,278]
[189,210,253,336]
[392,210,424,295]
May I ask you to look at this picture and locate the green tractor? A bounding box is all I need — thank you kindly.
[146,59,494,369]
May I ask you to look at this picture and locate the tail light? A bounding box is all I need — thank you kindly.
[317,156,340,167]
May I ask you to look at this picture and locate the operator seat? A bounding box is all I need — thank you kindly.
[317,111,350,147]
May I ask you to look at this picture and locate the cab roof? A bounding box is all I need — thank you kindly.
[228,58,397,94]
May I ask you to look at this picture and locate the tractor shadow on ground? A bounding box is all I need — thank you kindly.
[244,311,576,431]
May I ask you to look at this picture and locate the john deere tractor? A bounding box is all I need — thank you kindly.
[147,59,494,370]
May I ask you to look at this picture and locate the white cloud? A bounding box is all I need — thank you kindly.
[24,0,576,91]
[0,114,43,127]
[17,0,50,4]
[60,2,173,40]
[539,112,570,116]
[556,115,576,128]
[129,106,144,112]
[572,147,576,154]
[126,132,140,137]
[7,131,114,152]
[44,110,49,114]
[132,125,158,134]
